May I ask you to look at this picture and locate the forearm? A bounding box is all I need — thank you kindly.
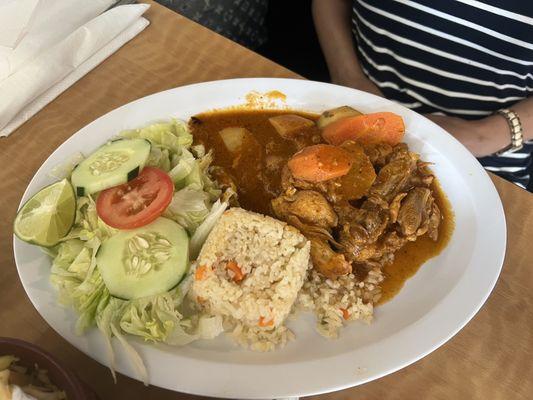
[474,97,533,155]
[426,97,533,157]
[312,0,365,84]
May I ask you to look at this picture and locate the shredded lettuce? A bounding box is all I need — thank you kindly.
[163,187,210,234]
[197,150,222,200]
[119,120,194,189]
[45,119,229,385]
[120,288,223,346]
[189,200,228,259]
[120,120,192,154]
[62,195,118,243]
[49,195,119,334]
[169,148,196,187]
[95,296,125,383]
[48,152,85,180]
[95,287,222,385]
[50,239,108,334]
[120,119,221,199]
[146,146,171,172]
[120,289,190,344]
[111,323,148,385]
[196,314,224,340]
[169,148,220,199]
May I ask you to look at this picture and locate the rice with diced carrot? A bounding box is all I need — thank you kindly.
[191,207,383,350]
[297,268,383,338]
[190,208,311,351]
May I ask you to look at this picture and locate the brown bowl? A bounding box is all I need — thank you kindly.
[0,338,99,399]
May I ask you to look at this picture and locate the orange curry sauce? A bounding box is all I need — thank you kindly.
[191,109,454,304]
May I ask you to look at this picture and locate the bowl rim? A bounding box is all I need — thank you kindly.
[0,337,91,399]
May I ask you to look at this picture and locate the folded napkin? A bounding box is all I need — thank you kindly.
[0,3,150,137]
[0,0,39,49]
[0,0,115,80]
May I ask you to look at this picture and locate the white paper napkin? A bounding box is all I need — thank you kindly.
[0,0,115,80]
[0,4,150,137]
[0,0,39,49]
[0,17,149,137]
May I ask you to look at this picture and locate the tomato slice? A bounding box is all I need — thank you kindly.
[96,167,174,229]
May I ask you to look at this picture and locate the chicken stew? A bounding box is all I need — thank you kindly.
[191,108,453,304]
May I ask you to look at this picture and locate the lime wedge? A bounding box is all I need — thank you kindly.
[14,179,76,247]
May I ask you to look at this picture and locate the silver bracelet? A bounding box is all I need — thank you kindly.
[495,109,524,155]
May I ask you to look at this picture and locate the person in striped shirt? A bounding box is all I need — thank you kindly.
[313,0,533,191]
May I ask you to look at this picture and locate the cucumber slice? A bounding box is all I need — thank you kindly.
[71,138,151,196]
[96,217,189,300]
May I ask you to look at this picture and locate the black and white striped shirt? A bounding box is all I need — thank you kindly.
[351,0,533,191]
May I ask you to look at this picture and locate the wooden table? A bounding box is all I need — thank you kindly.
[1,2,532,399]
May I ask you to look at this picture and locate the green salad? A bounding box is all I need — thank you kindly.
[14,120,231,383]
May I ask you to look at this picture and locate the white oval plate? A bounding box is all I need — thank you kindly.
[14,78,506,399]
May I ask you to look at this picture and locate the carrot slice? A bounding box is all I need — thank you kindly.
[195,265,208,281]
[287,144,353,182]
[322,112,405,146]
[226,260,245,282]
[258,316,274,327]
[340,308,350,320]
